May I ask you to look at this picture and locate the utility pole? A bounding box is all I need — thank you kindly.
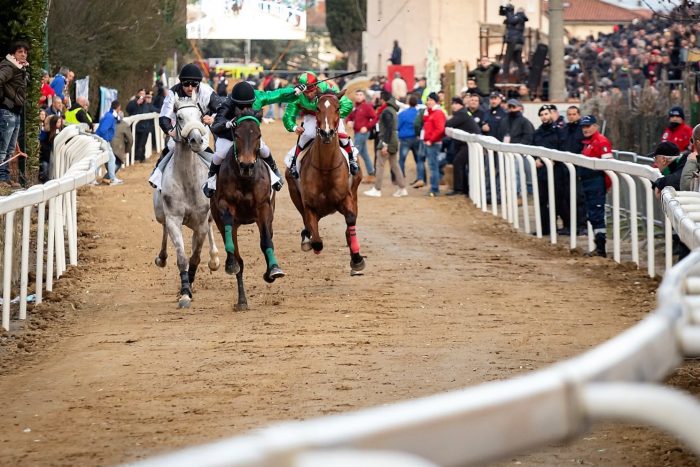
[548,0,565,101]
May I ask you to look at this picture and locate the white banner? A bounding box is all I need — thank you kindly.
[76,76,90,100]
[99,86,118,118]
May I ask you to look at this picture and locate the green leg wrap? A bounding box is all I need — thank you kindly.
[224,225,235,254]
[265,247,278,266]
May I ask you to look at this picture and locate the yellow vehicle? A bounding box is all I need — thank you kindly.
[213,63,264,80]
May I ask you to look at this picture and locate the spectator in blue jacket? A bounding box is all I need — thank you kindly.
[398,94,420,178]
[50,66,69,103]
[95,100,122,185]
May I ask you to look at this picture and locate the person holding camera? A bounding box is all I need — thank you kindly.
[500,3,528,82]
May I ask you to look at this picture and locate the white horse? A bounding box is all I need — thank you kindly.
[153,93,220,308]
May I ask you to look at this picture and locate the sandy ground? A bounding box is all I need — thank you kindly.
[0,121,698,466]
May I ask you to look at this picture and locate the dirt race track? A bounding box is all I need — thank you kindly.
[0,121,699,466]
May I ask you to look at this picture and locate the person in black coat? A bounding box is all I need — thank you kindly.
[390,40,402,65]
[557,105,587,235]
[445,96,481,196]
[498,99,533,145]
[502,4,528,81]
[533,105,560,235]
[482,92,507,140]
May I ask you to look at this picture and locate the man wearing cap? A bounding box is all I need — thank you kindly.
[482,92,507,139]
[549,104,565,129]
[422,92,447,196]
[652,140,689,260]
[498,99,533,145]
[579,115,612,257]
[498,99,533,196]
[651,141,685,193]
[661,106,692,152]
[445,96,480,196]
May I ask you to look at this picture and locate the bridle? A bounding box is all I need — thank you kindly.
[316,94,340,144]
[174,101,205,144]
[231,114,261,177]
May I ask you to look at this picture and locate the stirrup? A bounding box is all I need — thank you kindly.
[349,160,359,176]
[290,159,299,179]
[203,175,217,198]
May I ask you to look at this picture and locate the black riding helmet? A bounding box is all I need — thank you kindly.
[230,81,256,106]
[179,63,204,82]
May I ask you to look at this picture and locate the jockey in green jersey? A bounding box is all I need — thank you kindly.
[283,71,359,178]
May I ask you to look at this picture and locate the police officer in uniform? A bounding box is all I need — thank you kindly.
[579,115,612,257]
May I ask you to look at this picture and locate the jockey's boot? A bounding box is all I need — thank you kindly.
[594,233,607,258]
[289,144,303,179]
[341,140,359,176]
[202,162,221,199]
[151,146,168,175]
[262,154,284,191]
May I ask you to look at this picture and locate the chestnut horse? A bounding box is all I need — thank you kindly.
[285,91,366,275]
[211,109,284,310]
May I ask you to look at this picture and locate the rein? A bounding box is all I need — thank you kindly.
[175,102,205,143]
[231,115,262,170]
[309,95,344,173]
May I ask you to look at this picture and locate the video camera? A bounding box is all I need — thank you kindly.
[498,3,514,16]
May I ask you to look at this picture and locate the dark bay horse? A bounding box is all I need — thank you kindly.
[285,90,366,275]
[211,109,284,310]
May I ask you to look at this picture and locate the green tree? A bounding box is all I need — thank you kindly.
[325,0,365,70]
[0,0,49,182]
[47,0,185,117]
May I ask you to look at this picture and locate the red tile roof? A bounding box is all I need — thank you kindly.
[544,0,650,23]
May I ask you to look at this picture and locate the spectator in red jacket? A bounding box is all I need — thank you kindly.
[660,106,692,152]
[347,89,377,179]
[38,70,55,109]
[422,92,446,196]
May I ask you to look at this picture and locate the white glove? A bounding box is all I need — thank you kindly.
[294,84,307,96]
[225,119,235,129]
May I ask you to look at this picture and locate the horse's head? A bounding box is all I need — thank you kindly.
[232,108,262,178]
[316,89,345,144]
[174,94,206,152]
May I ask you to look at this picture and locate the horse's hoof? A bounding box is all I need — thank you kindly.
[350,269,365,276]
[311,242,323,253]
[314,250,321,255]
[301,230,312,251]
[155,256,167,268]
[234,303,249,311]
[225,261,240,275]
[208,256,220,271]
[264,267,285,283]
[350,256,366,272]
[178,295,192,309]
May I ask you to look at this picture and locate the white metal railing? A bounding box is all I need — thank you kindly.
[128,241,700,466]
[447,130,667,277]
[121,113,164,166]
[128,157,700,467]
[1,126,108,331]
